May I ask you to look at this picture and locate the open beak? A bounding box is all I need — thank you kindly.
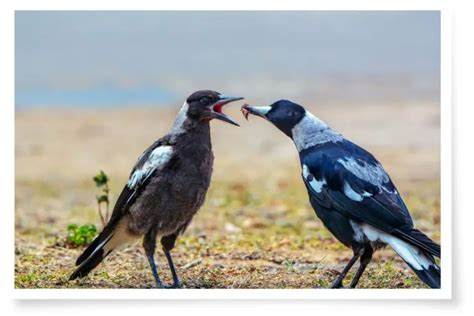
[241,104,272,120]
[211,95,244,126]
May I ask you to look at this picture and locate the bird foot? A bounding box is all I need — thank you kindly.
[330,280,345,289]
[164,281,182,289]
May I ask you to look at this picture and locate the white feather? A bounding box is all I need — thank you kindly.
[349,220,365,243]
[337,157,390,187]
[342,181,372,201]
[292,111,343,151]
[170,102,189,135]
[302,164,326,193]
[127,145,173,189]
[360,224,435,270]
[343,181,364,201]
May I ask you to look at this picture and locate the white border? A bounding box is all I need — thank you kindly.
[439,7,453,300]
[5,3,452,301]
[14,288,450,300]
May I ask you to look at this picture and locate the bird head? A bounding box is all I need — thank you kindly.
[185,90,243,126]
[241,100,306,137]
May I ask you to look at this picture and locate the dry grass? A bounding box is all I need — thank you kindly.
[15,100,440,289]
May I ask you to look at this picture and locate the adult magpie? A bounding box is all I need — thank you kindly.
[70,90,243,288]
[242,100,441,288]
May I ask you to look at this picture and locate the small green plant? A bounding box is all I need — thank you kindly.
[67,224,97,247]
[93,170,110,226]
[64,171,109,248]
[283,259,295,272]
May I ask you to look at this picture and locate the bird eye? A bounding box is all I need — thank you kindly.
[200,97,210,105]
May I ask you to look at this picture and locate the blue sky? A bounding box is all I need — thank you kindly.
[15,11,440,107]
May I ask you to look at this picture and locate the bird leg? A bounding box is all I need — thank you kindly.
[147,254,164,288]
[144,230,164,288]
[161,234,182,289]
[163,250,181,288]
[349,245,374,288]
[331,248,363,288]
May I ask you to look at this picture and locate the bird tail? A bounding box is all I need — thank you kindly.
[395,228,440,258]
[405,259,441,289]
[69,217,137,280]
[384,231,441,289]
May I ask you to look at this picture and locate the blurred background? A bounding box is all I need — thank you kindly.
[15,11,439,106]
[15,11,441,289]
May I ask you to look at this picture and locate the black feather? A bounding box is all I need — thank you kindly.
[394,228,441,258]
[70,246,112,280]
[299,138,441,289]
[405,259,441,289]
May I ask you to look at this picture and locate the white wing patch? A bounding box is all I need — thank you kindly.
[127,145,173,189]
[342,181,372,201]
[342,181,360,201]
[302,164,326,193]
[337,157,390,188]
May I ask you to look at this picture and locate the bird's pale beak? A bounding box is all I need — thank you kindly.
[241,104,272,120]
[211,95,244,126]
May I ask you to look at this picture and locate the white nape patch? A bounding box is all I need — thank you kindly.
[360,224,434,270]
[337,157,390,187]
[170,102,189,135]
[302,164,326,193]
[127,145,173,189]
[292,111,343,151]
[343,181,366,201]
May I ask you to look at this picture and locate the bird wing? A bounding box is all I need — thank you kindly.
[301,140,414,233]
[107,136,175,222]
[73,136,176,269]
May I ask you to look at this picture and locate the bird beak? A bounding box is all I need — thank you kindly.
[241,104,272,120]
[211,95,244,126]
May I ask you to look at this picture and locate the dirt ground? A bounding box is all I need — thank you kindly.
[14,100,440,289]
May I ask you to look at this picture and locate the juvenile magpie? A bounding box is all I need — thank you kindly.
[70,90,243,288]
[242,100,441,288]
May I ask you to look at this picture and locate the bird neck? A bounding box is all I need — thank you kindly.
[168,102,211,143]
[183,119,211,136]
[170,102,190,135]
[291,111,343,152]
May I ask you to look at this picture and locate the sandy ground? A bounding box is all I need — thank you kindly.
[14,100,440,289]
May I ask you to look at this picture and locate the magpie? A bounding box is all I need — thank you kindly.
[70,90,243,288]
[242,100,441,288]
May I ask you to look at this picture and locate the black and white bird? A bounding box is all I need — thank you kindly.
[242,100,440,288]
[70,90,243,288]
